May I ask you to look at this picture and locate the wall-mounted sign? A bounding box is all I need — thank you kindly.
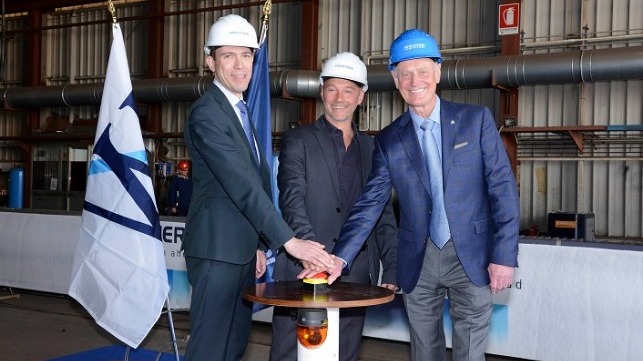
[499,3,520,35]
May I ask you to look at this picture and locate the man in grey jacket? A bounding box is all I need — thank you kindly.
[270,52,399,361]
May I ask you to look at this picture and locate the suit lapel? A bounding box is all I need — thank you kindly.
[245,106,271,172]
[356,133,372,186]
[209,86,267,179]
[209,86,239,130]
[440,100,458,183]
[312,118,342,200]
[397,112,431,194]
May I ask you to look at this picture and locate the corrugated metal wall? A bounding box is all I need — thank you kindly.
[0,15,27,164]
[518,0,643,239]
[318,0,643,239]
[163,0,304,161]
[320,0,500,132]
[1,0,641,239]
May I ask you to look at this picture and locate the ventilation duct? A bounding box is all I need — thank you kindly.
[440,47,643,89]
[2,46,643,110]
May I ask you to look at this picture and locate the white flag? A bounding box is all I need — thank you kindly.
[68,23,169,349]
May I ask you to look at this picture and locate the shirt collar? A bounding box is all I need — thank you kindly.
[409,97,441,133]
[322,117,357,136]
[213,78,244,109]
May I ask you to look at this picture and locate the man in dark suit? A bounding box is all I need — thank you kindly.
[304,29,520,361]
[182,14,334,361]
[269,52,398,361]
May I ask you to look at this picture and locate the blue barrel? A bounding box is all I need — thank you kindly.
[8,166,24,209]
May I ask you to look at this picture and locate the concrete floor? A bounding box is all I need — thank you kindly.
[0,288,528,361]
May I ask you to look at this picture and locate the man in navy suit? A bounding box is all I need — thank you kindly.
[269,52,398,361]
[182,14,334,361]
[303,29,520,361]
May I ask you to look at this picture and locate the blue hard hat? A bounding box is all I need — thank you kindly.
[388,29,442,71]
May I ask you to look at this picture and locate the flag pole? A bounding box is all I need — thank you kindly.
[259,0,272,44]
[107,0,117,24]
[164,297,181,361]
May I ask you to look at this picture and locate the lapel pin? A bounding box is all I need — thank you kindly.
[450,120,455,125]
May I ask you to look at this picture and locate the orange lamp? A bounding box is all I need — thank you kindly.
[296,308,328,349]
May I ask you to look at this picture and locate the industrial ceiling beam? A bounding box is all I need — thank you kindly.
[3,0,99,14]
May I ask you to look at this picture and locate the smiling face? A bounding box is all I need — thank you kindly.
[206,46,254,98]
[391,58,441,118]
[320,77,365,126]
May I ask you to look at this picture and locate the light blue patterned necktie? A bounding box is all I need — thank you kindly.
[236,100,260,165]
[421,120,451,249]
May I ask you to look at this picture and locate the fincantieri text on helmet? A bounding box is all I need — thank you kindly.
[404,43,427,51]
[229,30,252,36]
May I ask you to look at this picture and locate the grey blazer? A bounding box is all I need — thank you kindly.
[273,117,398,286]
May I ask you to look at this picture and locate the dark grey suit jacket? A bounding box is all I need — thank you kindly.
[273,117,398,285]
[182,84,294,264]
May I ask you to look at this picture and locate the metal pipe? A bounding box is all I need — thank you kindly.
[2,46,643,109]
[3,77,215,109]
[440,46,643,89]
[522,34,643,49]
[269,69,320,99]
[518,157,643,161]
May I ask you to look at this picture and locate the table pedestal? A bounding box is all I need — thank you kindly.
[243,281,394,361]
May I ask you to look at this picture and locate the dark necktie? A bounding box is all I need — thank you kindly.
[236,100,260,165]
[420,120,451,249]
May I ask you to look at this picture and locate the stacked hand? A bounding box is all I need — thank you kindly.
[296,257,399,292]
[297,257,343,284]
[283,237,336,271]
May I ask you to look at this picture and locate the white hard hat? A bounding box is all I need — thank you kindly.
[320,52,368,91]
[203,14,259,55]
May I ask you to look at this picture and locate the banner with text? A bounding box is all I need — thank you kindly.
[1,212,642,360]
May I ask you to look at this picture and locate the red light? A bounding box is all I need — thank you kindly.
[297,324,328,349]
[296,308,328,349]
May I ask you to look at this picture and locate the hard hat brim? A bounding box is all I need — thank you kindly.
[388,56,442,71]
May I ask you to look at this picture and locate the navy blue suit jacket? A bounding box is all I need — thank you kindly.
[333,99,519,293]
[183,84,294,264]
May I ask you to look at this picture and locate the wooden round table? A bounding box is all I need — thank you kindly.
[243,281,395,361]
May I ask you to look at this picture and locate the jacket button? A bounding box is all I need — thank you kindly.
[335,207,341,213]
